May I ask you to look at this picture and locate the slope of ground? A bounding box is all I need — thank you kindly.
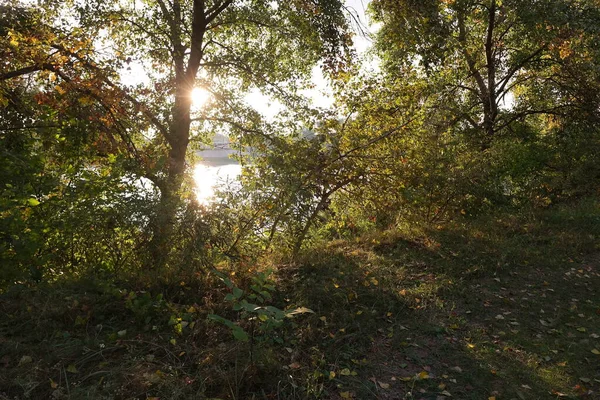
[1,200,599,399]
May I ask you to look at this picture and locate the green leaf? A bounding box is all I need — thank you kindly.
[27,198,40,206]
[233,287,244,299]
[208,314,235,329]
[258,313,269,322]
[232,326,249,341]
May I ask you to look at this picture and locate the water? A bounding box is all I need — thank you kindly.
[193,162,241,204]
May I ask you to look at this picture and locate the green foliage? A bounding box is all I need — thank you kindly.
[209,269,313,344]
[125,291,168,324]
[209,269,283,342]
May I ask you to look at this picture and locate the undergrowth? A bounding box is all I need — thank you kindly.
[1,199,600,399]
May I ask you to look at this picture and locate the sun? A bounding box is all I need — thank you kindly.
[191,87,211,108]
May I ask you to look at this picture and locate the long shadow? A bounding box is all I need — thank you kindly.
[269,245,498,399]
[266,204,600,399]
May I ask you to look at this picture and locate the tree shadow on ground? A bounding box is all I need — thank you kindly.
[275,203,600,399]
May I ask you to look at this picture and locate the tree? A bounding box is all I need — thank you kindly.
[325,0,600,218]
[2,0,353,268]
[371,0,600,148]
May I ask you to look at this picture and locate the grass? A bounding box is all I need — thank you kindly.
[1,199,600,399]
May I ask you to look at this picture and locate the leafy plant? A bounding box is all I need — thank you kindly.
[208,270,313,343]
[125,291,168,325]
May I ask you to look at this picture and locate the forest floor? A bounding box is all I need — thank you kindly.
[1,200,600,399]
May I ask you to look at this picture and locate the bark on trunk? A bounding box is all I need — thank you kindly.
[145,0,212,270]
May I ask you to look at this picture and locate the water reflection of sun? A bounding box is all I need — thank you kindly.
[193,163,241,204]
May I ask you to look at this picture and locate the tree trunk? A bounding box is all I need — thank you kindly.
[145,0,209,270]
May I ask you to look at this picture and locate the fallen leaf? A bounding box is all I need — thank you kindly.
[340,392,353,399]
[417,371,430,380]
[289,362,301,369]
[440,390,452,397]
[66,364,78,373]
[18,356,32,366]
[591,349,600,355]
[580,377,591,383]
[340,368,351,376]
[379,381,390,389]
[287,307,315,315]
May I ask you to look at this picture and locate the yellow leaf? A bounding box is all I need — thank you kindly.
[340,368,351,376]
[55,85,66,95]
[340,392,353,399]
[592,349,600,355]
[417,371,429,380]
[66,364,78,373]
[329,371,336,379]
[379,381,390,389]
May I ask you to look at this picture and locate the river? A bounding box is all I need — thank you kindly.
[193,148,241,203]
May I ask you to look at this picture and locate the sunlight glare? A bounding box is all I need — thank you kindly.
[191,87,211,109]
[193,163,241,204]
